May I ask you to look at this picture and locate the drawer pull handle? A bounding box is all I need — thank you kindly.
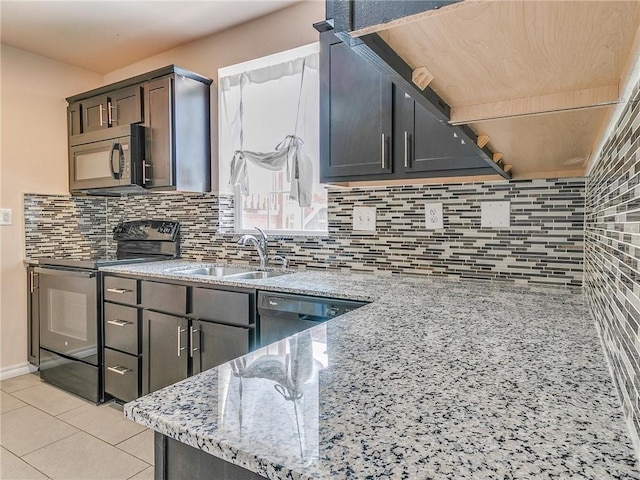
[106,288,131,294]
[107,365,130,375]
[107,319,130,327]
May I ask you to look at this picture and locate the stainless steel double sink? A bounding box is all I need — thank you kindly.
[167,265,290,280]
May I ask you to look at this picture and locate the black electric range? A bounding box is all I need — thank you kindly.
[32,220,180,403]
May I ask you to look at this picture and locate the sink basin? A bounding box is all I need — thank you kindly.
[167,265,290,280]
[170,266,252,277]
[224,270,290,280]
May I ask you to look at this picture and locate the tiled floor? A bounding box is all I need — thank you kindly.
[0,373,154,480]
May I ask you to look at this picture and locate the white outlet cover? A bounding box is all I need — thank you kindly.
[0,208,12,226]
[425,203,443,229]
[481,201,510,228]
[352,206,376,232]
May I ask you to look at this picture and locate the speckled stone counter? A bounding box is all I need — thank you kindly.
[106,260,640,479]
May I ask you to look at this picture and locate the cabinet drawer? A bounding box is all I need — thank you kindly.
[104,303,139,355]
[142,281,187,315]
[105,348,139,403]
[104,277,138,305]
[192,288,250,326]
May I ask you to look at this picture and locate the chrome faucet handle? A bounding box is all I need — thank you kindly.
[272,255,288,270]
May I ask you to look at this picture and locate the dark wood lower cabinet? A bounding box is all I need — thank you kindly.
[155,433,265,480]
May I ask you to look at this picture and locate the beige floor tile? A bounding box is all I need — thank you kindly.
[0,406,78,457]
[0,373,41,394]
[58,403,146,445]
[116,429,154,465]
[23,432,148,480]
[128,466,154,480]
[0,391,27,414]
[0,447,49,479]
[12,383,88,416]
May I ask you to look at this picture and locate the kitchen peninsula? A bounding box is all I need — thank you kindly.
[112,261,639,479]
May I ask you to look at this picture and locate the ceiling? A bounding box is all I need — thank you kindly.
[0,0,300,74]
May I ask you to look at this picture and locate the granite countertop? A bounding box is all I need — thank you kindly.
[110,260,640,479]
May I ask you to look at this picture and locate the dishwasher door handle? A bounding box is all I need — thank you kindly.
[34,267,95,278]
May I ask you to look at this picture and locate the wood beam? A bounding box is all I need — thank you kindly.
[450,85,620,125]
[350,0,472,37]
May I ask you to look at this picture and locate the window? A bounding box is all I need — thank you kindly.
[219,44,327,235]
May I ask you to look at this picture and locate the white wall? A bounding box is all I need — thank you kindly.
[0,44,103,373]
[0,1,322,373]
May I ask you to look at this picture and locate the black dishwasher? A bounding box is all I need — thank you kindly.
[257,292,367,347]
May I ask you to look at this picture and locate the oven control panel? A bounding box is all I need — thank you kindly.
[113,220,180,242]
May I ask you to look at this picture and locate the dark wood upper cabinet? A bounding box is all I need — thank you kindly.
[143,77,173,189]
[321,32,392,180]
[109,85,143,126]
[320,31,502,182]
[81,95,110,133]
[66,65,212,193]
[394,88,491,176]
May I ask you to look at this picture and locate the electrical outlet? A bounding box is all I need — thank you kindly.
[352,206,376,232]
[481,201,510,228]
[425,203,443,229]
[0,208,12,226]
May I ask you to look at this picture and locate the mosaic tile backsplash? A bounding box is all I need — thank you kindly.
[585,80,640,450]
[24,177,584,287]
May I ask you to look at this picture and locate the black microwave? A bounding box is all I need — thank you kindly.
[69,124,146,194]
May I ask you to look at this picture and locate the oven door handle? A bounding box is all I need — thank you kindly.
[33,267,95,278]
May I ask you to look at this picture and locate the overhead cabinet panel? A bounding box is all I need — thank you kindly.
[110,85,143,126]
[322,33,393,179]
[82,95,110,133]
[143,77,173,189]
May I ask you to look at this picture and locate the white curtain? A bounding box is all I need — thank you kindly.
[218,48,320,207]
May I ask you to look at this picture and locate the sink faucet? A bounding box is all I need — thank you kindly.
[237,227,269,270]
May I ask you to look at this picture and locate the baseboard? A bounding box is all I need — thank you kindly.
[0,362,38,381]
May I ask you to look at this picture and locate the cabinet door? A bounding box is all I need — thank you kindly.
[394,88,489,174]
[81,95,110,133]
[67,102,82,137]
[191,320,250,375]
[27,267,39,366]
[110,86,143,126]
[143,76,173,188]
[320,32,392,180]
[142,310,188,394]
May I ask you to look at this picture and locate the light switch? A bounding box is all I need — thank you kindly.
[352,206,376,232]
[481,201,510,228]
[425,203,443,229]
[0,208,12,226]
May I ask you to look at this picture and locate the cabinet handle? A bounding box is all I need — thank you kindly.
[381,134,386,169]
[108,102,116,124]
[189,327,199,357]
[107,319,130,327]
[29,271,35,294]
[404,131,409,168]
[107,365,130,375]
[177,326,187,357]
[142,161,151,185]
[106,288,130,294]
[99,104,107,127]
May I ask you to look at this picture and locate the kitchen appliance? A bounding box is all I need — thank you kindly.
[33,220,180,403]
[257,292,367,347]
[69,124,146,195]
